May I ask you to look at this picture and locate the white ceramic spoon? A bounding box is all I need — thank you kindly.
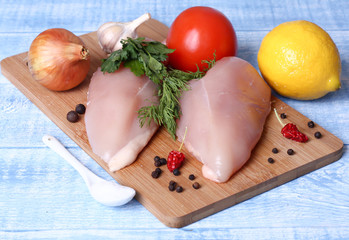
[42,135,136,206]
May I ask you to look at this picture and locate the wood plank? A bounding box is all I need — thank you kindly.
[0,18,343,228]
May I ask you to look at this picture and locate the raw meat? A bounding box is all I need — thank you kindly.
[85,67,158,171]
[176,57,271,183]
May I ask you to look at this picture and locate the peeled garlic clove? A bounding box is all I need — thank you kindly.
[97,13,151,54]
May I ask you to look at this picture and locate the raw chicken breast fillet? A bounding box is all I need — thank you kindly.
[177,57,271,183]
[85,67,158,171]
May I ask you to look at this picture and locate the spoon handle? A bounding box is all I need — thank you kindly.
[42,135,98,183]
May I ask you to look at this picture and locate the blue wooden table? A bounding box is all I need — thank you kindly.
[1,0,348,239]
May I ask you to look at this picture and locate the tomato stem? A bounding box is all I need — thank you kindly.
[178,127,187,152]
[274,108,286,127]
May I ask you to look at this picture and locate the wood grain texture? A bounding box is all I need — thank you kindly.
[0,18,344,228]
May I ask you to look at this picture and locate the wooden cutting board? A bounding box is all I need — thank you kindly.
[1,19,344,228]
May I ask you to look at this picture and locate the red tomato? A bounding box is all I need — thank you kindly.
[166,6,238,72]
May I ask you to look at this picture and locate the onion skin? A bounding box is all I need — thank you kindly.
[28,28,90,91]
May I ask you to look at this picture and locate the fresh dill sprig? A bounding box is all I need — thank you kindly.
[101,37,214,139]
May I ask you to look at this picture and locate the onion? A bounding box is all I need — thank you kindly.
[28,28,90,91]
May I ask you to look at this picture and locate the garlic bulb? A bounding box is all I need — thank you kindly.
[97,13,151,54]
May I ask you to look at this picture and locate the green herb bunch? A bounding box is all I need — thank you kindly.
[101,37,209,139]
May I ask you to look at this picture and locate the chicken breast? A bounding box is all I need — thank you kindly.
[176,57,271,183]
[85,67,158,171]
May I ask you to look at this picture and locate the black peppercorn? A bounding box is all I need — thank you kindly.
[173,168,180,176]
[192,182,200,189]
[308,121,315,128]
[67,111,79,123]
[160,158,167,165]
[314,131,322,139]
[272,148,279,154]
[168,180,177,191]
[168,180,177,192]
[75,104,86,114]
[154,160,162,167]
[169,180,176,186]
[168,184,176,191]
[151,168,162,178]
[280,113,287,119]
[151,170,160,179]
[268,157,275,164]
[189,174,195,180]
[176,186,183,193]
[287,149,294,155]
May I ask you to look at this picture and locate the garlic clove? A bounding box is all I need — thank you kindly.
[97,23,125,53]
[112,22,137,51]
[97,13,151,54]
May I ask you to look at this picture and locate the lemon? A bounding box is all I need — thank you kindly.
[257,20,341,100]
